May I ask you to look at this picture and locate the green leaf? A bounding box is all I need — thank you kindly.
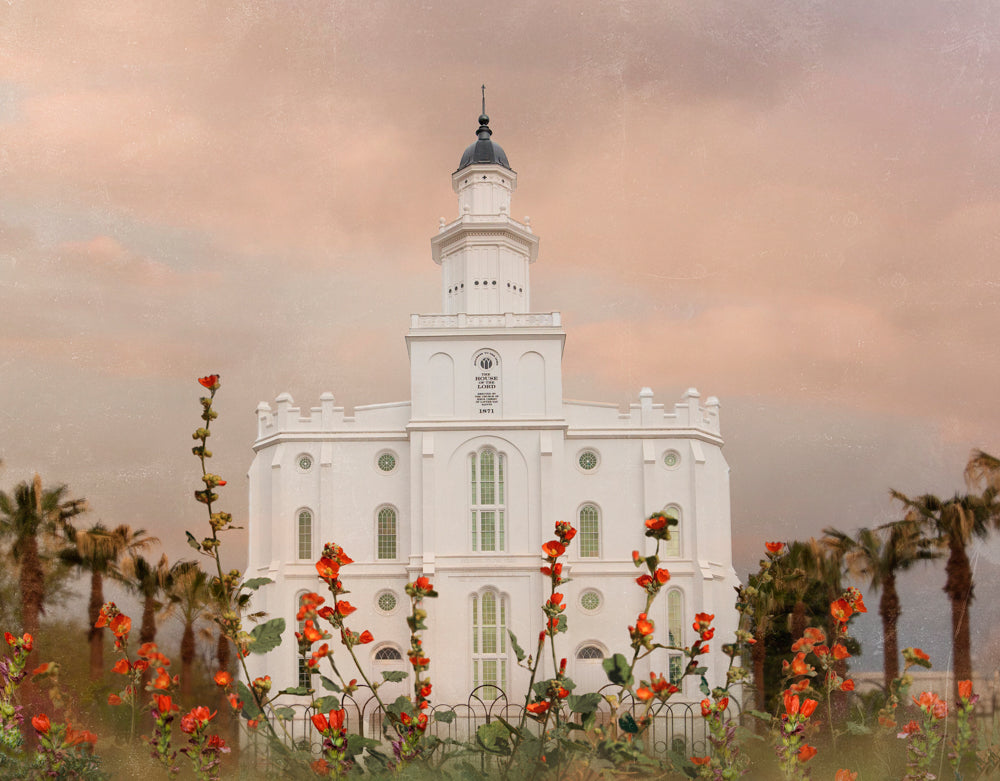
[346,734,382,758]
[321,676,341,692]
[568,692,602,714]
[699,677,711,697]
[273,707,295,720]
[279,686,310,696]
[476,721,511,755]
[555,614,568,634]
[508,629,526,663]
[242,577,273,591]
[618,713,639,734]
[236,681,262,720]
[248,617,285,654]
[312,695,340,712]
[845,721,872,735]
[380,670,409,683]
[433,710,457,724]
[387,695,416,719]
[602,653,634,688]
[745,709,773,725]
[186,531,201,551]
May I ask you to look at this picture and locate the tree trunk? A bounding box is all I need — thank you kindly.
[790,600,807,644]
[19,534,44,639]
[88,571,105,680]
[140,594,157,646]
[945,537,974,699]
[181,620,195,703]
[880,572,901,691]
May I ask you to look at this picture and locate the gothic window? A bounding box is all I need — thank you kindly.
[470,449,505,552]
[576,645,604,660]
[663,504,682,558]
[471,590,508,698]
[667,589,684,684]
[297,510,313,560]
[377,507,397,560]
[374,646,402,661]
[578,504,600,558]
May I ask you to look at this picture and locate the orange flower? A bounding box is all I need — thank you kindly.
[112,659,130,675]
[541,540,566,558]
[335,600,357,617]
[109,614,131,638]
[832,643,850,660]
[198,375,220,389]
[700,699,712,717]
[959,679,973,700]
[632,550,642,564]
[911,647,930,661]
[791,652,809,675]
[798,745,817,762]
[691,756,711,766]
[783,691,800,716]
[31,714,50,734]
[800,698,818,717]
[155,694,176,714]
[654,568,670,584]
[311,713,329,733]
[315,557,340,581]
[830,598,853,623]
[636,574,653,588]
[328,709,346,730]
[635,614,654,636]
[789,679,810,692]
[358,630,374,644]
[840,679,855,692]
[765,541,784,553]
[108,693,122,706]
[32,662,52,676]
[835,771,859,781]
[152,668,171,690]
[526,701,550,714]
[214,671,232,687]
[645,514,668,531]
[414,576,433,591]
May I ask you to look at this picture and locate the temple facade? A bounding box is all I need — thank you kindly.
[245,109,740,706]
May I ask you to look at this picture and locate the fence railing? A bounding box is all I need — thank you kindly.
[246,685,742,764]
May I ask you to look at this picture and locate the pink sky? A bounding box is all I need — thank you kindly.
[2,1,999,670]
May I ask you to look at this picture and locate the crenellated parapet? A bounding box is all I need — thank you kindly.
[254,392,411,443]
[563,387,721,438]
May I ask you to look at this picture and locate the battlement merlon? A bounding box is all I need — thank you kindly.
[255,386,720,443]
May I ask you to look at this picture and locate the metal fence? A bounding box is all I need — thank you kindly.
[246,685,741,766]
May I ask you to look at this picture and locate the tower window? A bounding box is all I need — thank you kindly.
[377,507,398,560]
[472,590,508,698]
[297,510,313,560]
[667,589,684,684]
[470,449,505,552]
[663,505,682,558]
[578,505,600,558]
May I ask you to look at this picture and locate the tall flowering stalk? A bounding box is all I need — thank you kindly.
[0,632,31,754]
[949,679,978,780]
[899,689,948,780]
[774,690,819,780]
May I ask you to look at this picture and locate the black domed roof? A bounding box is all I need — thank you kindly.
[457,113,511,171]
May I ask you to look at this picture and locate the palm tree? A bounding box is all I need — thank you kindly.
[165,560,211,703]
[122,553,172,648]
[824,520,936,691]
[0,475,86,638]
[892,450,1000,695]
[61,524,158,679]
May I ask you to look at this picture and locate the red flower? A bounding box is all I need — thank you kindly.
[179,706,215,734]
[959,679,973,700]
[32,662,52,676]
[22,633,32,651]
[315,557,340,582]
[800,698,818,717]
[830,598,853,623]
[541,540,565,558]
[152,668,171,690]
[636,574,653,588]
[31,714,50,734]
[526,701,550,715]
[155,694,177,714]
[783,691,800,716]
[691,756,711,766]
[835,771,859,781]
[108,693,122,706]
[654,568,670,584]
[311,759,330,775]
[632,550,642,565]
[898,719,920,738]
[645,514,668,531]
[693,612,715,628]
[635,614,654,636]
[358,630,374,644]
[765,541,784,553]
[912,647,930,661]
[414,576,433,591]
[198,375,220,389]
[328,709,346,730]
[336,600,357,617]
[840,679,855,692]
[700,699,712,717]
[311,713,329,733]
[112,659,130,675]
[636,687,654,701]
[214,671,232,687]
[798,745,817,762]
[109,614,131,638]
[791,652,809,676]
[832,643,850,660]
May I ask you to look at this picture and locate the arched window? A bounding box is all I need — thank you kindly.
[578,504,600,558]
[295,592,310,689]
[297,510,313,560]
[470,449,505,552]
[374,646,403,661]
[663,505,682,558]
[377,507,397,560]
[471,590,508,697]
[667,589,684,684]
[576,645,604,660]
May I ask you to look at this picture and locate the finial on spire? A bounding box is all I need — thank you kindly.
[481,84,486,116]
[477,84,491,139]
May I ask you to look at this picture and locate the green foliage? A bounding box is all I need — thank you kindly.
[381,670,409,683]
[247,617,285,654]
[602,652,634,688]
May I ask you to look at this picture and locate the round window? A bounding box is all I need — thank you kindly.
[663,450,681,469]
[577,450,599,472]
[377,591,397,613]
[377,452,397,473]
[580,590,602,612]
[297,455,313,471]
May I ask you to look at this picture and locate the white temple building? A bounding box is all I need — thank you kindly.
[246,107,741,706]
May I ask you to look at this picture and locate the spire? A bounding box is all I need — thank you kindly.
[477,84,492,140]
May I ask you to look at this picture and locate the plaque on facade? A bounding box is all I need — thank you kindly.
[472,349,501,416]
